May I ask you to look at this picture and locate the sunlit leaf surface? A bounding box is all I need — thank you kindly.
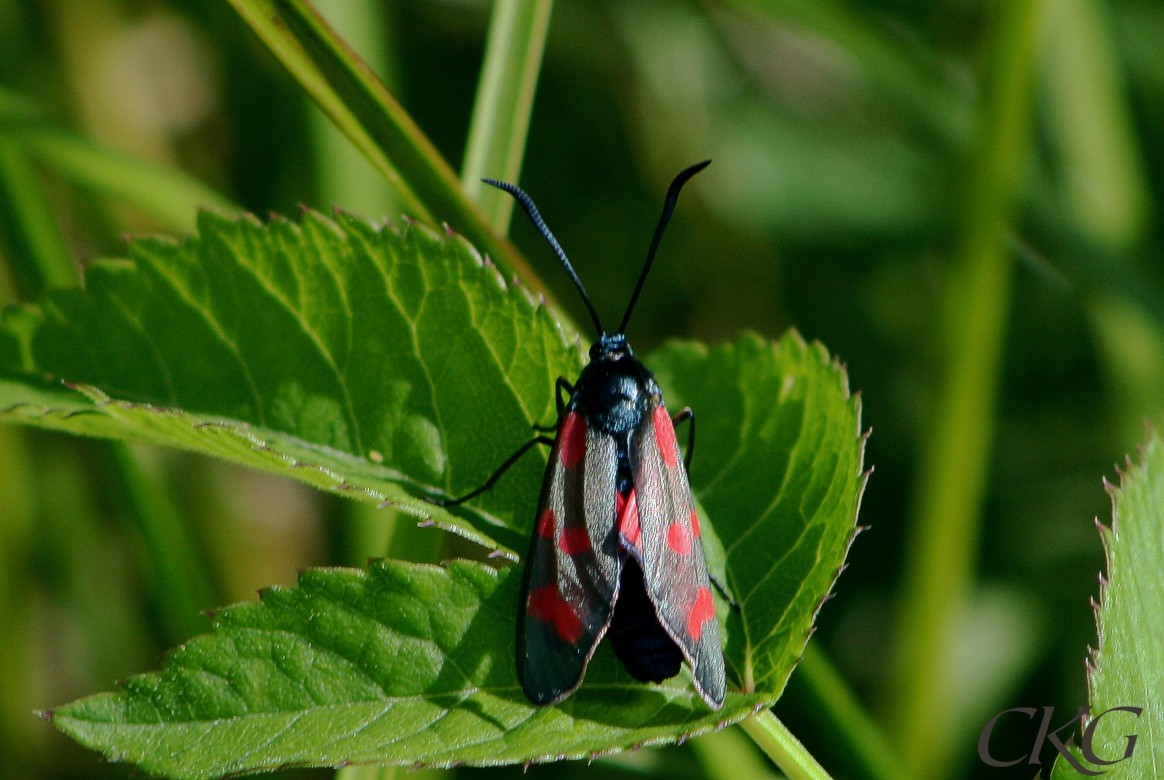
[0,209,584,555]
[654,333,866,696]
[0,212,864,774]
[1052,432,1164,778]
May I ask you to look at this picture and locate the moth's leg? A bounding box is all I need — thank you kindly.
[709,574,740,612]
[556,377,574,415]
[428,436,554,507]
[672,407,695,472]
[533,377,574,432]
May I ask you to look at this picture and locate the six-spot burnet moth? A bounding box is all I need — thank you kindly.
[436,161,726,709]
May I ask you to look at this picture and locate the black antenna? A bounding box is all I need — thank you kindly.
[484,178,605,336]
[617,160,711,335]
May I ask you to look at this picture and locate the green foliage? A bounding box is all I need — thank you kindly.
[2,0,1163,776]
[651,334,865,695]
[223,0,544,294]
[25,131,236,232]
[1052,431,1164,777]
[48,560,771,780]
[0,211,864,775]
[0,87,235,235]
[460,0,554,233]
[0,209,583,556]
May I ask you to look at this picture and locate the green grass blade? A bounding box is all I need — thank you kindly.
[888,0,1044,776]
[35,438,155,686]
[309,0,399,221]
[723,0,972,150]
[225,0,552,305]
[110,443,217,643]
[740,710,834,780]
[225,0,430,222]
[0,134,219,648]
[796,644,909,780]
[0,86,234,233]
[691,725,781,780]
[1041,0,1160,448]
[1042,0,1151,249]
[461,0,554,234]
[0,425,36,771]
[24,131,236,234]
[0,135,75,295]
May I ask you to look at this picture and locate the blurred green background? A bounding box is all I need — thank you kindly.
[0,0,1162,778]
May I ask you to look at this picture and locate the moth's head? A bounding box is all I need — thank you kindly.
[590,333,634,363]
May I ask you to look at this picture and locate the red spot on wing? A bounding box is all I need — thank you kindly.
[667,523,692,556]
[558,527,591,555]
[618,490,641,548]
[690,509,701,538]
[528,586,584,644]
[537,508,555,539]
[654,407,679,468]
[687,587,715,641]
[559,412,586,470]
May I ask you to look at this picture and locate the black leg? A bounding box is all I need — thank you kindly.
[533,377,574,432]
[672,407,695,472]
[709,574,740,612]
[427,436,554,507]
[555,377,574,416]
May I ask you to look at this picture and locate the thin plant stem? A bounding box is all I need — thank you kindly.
[110,444,217,643]
[1041,0,1149,249]
[335,765,395,780]
[461,0,554,234]
[740,710,834,780]
[690,724,780,780]
[0,424,36,773]
[796,643,909,780]
[0,136,75,294]
[225,0,560,311]
[226,0,430,222]
[308,0,398,221]
[888,0,1045,776]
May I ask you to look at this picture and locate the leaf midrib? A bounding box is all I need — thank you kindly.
[229,227,365,452]
[107,293,178,402]
[137,248,267,427]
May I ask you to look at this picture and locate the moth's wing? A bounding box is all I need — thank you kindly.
[517,410,621,705]
[629,402,727,709]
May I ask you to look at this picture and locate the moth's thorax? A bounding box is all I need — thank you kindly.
[573,334,660,436]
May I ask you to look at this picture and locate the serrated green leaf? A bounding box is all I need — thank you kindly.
[0,209,584,556]
[4,209,865,773]
[223,0,553,305]
[1051,432,1164,778]
[650,333,865,696]
[50,558,773,780]
[43,328,862,775]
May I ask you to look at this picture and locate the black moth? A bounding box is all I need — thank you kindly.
[439,161,726,710]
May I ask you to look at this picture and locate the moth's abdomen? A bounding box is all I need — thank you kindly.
[609,557,683,683]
